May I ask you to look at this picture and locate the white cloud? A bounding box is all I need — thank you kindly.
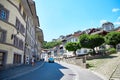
[113,16,120,27]
[112,8,120,12]
[114,22,120,25]
[100,20,107,24]
[117,16,120,21]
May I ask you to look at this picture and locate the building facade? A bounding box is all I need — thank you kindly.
[0,0,43,69]
[35,27,44,60]
[0,0,26,69]
[102,22,114,31]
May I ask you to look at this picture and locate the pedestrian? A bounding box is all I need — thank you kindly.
[31,56,35,66]
[26,57,29,64]
[58,58,60,63]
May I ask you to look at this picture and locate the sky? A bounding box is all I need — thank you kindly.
[34,0,120,42]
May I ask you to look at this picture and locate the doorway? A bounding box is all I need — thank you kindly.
[0,52,5,68]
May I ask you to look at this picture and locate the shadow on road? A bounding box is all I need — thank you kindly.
[12,62,69,80]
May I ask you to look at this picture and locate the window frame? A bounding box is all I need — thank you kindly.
[0,29,6,43]
[15,18,25,34]
[0,4,9,21]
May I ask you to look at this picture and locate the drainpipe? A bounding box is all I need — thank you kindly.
[24,18,28,64]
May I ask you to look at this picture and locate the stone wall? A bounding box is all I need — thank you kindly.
[56,56,86,68]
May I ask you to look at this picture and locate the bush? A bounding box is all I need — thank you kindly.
[86,63,94,68]
[107,48,116,54]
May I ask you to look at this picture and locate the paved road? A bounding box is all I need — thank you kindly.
[12,62,105,80]
[59,62,106,80]
[12,62,75,80]
[0,61,44,80]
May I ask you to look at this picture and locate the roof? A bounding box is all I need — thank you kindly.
[91,30,108,35]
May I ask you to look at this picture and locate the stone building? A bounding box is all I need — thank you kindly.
[35,26,44,60]
[0,0,43,69]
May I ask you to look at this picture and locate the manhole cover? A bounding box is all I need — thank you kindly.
[69,74,76,76]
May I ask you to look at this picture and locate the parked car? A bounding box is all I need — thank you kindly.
[48,57,54,63]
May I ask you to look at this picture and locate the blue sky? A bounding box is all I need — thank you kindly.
[34,0,120,42]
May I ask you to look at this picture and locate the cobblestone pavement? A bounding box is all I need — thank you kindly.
[0,61,44,80]
[92,52,120,80]
[109,63,120,80]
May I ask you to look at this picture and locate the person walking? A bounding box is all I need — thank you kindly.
[26,57,29,64]
[31,56,35,66]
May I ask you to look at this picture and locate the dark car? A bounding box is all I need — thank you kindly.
[48,57,54,63]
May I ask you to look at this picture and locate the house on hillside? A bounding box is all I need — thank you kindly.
[102,22,114,31]
[115,26,120,32]
[60,32,89,57]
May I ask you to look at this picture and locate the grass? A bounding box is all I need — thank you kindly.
[86,54,117,70]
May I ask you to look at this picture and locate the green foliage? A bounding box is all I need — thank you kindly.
[79,34,105,54]
[86,63,95,68]
[79,34,104,48]
[107,48,116,54]
[65,42,81,55]
[79,34,90,48]
[89,34,105,48]
[42,41,62,49]
[105,31,120,48]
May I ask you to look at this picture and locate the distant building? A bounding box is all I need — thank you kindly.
[57,35,65,41]
[102,22,114,31]
[115,26,120,32]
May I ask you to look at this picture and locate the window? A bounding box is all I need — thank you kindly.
[0,10,6,19]
[13,53,21,64]
[0,4,9,21]
[13,36,24,50]
[84,50,87,53]
[15,18,25,34]
[20,24,25,33]
[0,30,6,42]
[13,35,19,47]
[15,18,20,29]
[0,53,4,66]
[19,39,23,50]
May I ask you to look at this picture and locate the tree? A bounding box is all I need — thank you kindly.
[105,31,120,48]
[78,34,90,48]
[79,34,105,54]
[42,41,62,49]
[65,42,81,56]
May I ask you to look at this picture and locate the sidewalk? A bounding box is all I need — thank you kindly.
[109,62,120,80]
[89,52,120,80]
[0,61,44,80]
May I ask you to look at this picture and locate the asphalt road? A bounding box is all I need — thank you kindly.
[12,62,106,80]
